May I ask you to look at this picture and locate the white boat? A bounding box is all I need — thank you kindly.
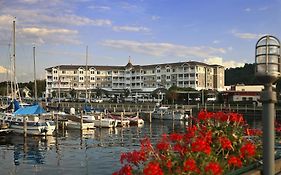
[82,114,117,128]
[66,120,95,130]
[9,116,55,136]
[0,105,56,136]
[152,106,188,120]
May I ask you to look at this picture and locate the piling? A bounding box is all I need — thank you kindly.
[172,111,175,120]
[99,113,102,128]
[149,111,152,123]
[56,113,59,135]
[160,110,163,120]
[23,116,27,137]
[121,112,124,125]
[80,111,83,131]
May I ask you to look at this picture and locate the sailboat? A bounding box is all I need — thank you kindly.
[0,21,55,136]
[66,46,95,130]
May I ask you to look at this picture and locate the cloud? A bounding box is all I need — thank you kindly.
[19,27,81,45]
[0,6,112,27]
[112,26,150,32]
[101,40,226,58]
[0,66,8,73]
[232,31,265,39]
[213,40,220,44]
[204,57,244,68]
[88,5,111,11]
[244,8,251,12]
[151,16,160,21]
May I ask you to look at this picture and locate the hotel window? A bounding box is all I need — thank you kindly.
[108,71,111,75]
[157,76,161,80]
[166,69,170,72]
[157,69,160,73]
[62,71,65,74]
[97,71,100,74]
[90,70,95,74]
[152,70,155,73]
[167,76,171,79]
[143,70,146,74]
[74,71,77,74]
[97,77,100,80]
[90,77,95,80]
[172,69,175,72]
[79,71,83,74]
[79,77,84,80]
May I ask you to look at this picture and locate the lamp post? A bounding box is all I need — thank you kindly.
[255,35,281,175]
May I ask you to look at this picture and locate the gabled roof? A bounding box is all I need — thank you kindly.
[45,60,223,71]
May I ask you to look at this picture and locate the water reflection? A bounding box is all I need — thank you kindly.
[0,120,187,175]
[0,135,55,166]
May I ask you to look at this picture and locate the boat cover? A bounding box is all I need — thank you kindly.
[14,105,46,115]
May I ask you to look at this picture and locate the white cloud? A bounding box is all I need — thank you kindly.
[19,27,81,45]
[232,31,265,39]
[151,16,160,21]
[0,66,8,73]
[101,40,226,58]
[204,57,244,68]
[112,26,150,32]
[213,40,220,44]
[244,8,251,12]
[88,5,111,11]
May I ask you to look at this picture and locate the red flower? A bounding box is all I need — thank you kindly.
[240,142,256,158]
[143,162,163,175]
[169,133,183,142]
[183,159,200,173]
[173,143,188,155]
[205,162,222,175]
[166,159,172,170]
[120,150,146,165]
[113,164,132,175]
[191,138,211,155]
[185,125,197,140]
[228,155,242,168]
[219,136,232,150]
[156,141,170,151]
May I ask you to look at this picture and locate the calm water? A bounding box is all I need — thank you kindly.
[0,120,187,175]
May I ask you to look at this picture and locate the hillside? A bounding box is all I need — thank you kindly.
[225,63,258,86]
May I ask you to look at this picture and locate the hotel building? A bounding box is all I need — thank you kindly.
[45,60,224,98]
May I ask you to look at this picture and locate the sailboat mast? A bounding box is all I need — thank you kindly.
[12,20,16,100]
[85,46,88,101]
[33,46,38,101]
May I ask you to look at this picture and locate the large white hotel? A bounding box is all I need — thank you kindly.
[45,60,224,98]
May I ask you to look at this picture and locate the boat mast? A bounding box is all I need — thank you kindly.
[85,46,88,102]
[33,46,38,102]
[13,20,17,100]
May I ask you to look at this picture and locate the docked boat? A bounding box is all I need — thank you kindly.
[0,105,56,136]
[108,114,143,126]
[81,114,117,128]
[66,120,95,130]
[152,106,188,120]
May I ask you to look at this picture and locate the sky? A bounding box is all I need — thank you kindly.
[0,0,280,82]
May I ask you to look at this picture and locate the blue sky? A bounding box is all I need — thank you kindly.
[0,0,280,82]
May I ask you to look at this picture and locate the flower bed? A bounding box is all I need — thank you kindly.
[113,111,262,175]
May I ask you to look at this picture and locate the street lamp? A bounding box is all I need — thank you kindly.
[255,35,281,175]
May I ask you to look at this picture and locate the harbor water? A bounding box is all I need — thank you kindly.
[0,120,187,175]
